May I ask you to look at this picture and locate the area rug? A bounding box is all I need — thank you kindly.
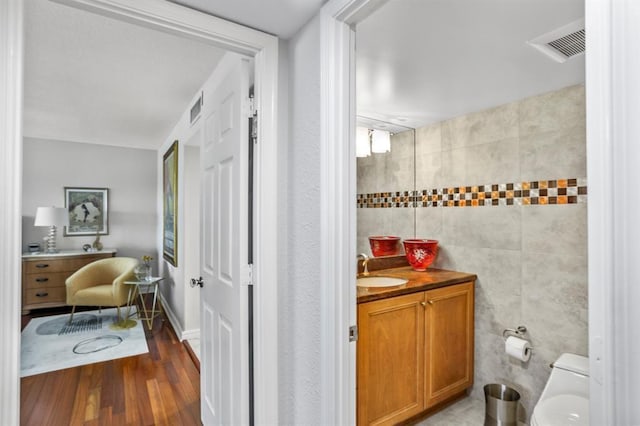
[21,307,149,377]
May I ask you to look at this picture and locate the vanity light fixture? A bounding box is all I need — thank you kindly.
[356,126,371,157]
[356,115,413,157]
[371,129,391,153]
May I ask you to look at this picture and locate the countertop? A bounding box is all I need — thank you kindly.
[357,266,477,303]
[22,249,117,259]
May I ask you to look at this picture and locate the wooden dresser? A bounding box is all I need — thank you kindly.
[22,249,116,314]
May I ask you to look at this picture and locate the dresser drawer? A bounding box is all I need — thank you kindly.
[23,271,69,289]
[24,287,66,305]
[24,260,67,274]
[24,256,109,274]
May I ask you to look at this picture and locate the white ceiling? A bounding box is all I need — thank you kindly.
[169,0,326,38]
[24,0,585,149]
[356,0,585,130]
[24,0,325,150]
[24,0,227,149]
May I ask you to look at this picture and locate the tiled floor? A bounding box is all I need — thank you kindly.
[415,397,485,425]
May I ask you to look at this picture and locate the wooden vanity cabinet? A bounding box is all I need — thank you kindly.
[357,292,426,426]
[357,281,474,426]
[424,282,475,408]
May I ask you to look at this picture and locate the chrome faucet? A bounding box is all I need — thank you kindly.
[357,253,370,276]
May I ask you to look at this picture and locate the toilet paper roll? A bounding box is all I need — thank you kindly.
[505,336,532,362]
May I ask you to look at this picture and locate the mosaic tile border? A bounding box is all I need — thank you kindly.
[357,178,587,208]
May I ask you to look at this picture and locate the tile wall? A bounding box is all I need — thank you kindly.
[356,84,588,417]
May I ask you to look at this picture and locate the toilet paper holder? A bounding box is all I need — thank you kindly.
[502,325,533,353]
[502,325,528,339]
[503,325,534,351]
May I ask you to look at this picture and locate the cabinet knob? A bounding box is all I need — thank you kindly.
[420,301,426,307]
[428,300,434,304]
[35,277,49,282]
[35,292,49,298]
[35,263,49,268]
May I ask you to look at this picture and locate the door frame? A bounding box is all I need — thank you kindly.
[318,1,387,424]
[585,0,640,423]
[0,0,279,423]
[320,0,635,424]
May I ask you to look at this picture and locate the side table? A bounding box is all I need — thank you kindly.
[123,277,165,330]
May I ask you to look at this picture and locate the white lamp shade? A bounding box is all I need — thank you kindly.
[34,207,68,227]
[356,127,371,158]
[371,129,391,153]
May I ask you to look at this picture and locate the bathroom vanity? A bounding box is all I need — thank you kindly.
[357,264,476,426]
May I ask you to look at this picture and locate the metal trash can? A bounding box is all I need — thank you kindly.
[484,384,520,426]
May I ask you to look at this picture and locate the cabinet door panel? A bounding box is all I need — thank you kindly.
[424,281,474,407]
[358,292,425,426]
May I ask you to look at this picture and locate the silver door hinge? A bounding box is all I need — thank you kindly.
[250,113,258,141]
[248,96,256,116]
[349,325,358,342]
[247,263,254,286]
[248,96,258,141]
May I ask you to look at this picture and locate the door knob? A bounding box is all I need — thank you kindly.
[190,277,204,288]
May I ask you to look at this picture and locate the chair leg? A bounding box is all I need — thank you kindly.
[116,305,121,322]
[68,305,76,325]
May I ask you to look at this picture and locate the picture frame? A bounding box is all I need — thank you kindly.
[163,140,178,267]
[64,187,109,236]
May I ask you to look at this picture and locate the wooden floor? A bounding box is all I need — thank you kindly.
[20,302,201,426]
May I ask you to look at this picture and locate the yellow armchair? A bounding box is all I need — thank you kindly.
[66,257,139,323]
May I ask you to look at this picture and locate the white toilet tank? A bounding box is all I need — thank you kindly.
[530,353,589,426]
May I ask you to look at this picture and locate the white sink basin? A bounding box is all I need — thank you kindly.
[357,276,408,288]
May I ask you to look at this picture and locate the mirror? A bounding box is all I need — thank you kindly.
[356,123,415,257]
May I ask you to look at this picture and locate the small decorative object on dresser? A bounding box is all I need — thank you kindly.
[92,231,103,251]
[21,249,117,314]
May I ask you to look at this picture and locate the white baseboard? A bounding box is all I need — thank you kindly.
[181,328,201,341]
[159,292,200,342]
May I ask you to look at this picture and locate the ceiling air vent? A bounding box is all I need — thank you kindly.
[527,18,585,63]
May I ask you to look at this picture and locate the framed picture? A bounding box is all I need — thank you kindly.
[163,140,178,267]
[64,187,109,236]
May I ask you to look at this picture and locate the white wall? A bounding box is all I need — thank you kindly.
[183,144,201,334]
[357,86,588,415]
[22,137,157,262]
[157,121,201,339]
[280,15,322,424]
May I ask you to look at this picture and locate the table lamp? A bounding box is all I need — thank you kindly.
[34,207,67,253]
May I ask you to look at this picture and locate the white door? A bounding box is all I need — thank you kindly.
[200,54,251,425]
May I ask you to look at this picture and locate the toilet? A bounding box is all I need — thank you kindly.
[530,353,589,426]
